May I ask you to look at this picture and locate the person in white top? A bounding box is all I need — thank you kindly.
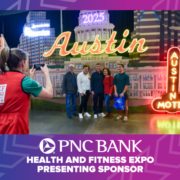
[77,65,91,119]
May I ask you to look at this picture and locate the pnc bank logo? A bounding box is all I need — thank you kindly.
[39,138,56,154]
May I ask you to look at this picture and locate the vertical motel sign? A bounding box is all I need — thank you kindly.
[152,47,180,113]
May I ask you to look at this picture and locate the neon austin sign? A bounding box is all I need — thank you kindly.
[152,47,180,113]
[43,29,148,57]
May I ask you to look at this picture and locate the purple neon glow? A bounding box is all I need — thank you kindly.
[82,12,105,24]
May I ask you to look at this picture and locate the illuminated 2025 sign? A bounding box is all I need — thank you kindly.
[43,30,148,57]
[82,12,105,24]
[152,47,180,113]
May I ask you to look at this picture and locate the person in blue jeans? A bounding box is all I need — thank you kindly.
[113,64,130,122]
[62,64,78,119]
[91,63,105,119]
[103,68,114,119]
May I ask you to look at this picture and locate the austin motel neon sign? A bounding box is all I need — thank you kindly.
[152,47,180,113]
[43,29,148,57]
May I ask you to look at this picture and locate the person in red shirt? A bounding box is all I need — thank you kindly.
[103,68,114,119]
[0,47,53,134]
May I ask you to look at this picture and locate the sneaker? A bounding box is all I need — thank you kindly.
[94,114,98,119]
[67,116,72,119]
[79,113,83,119]
[98,113,105,117]
[123,116,128,122]
[72,113,78,117]
[115,115,122,121]
[84,112,91,117]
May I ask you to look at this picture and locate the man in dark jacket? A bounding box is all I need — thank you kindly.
[91,63,105,118]
[62,64,78,118]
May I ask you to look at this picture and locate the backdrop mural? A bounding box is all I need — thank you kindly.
[1,10,180,114]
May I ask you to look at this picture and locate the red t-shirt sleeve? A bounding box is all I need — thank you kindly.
[110,76,114,94]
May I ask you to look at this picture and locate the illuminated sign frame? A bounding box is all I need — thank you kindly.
[82,12,105,24]
[151,47,180,113]
[24,23,50,37]
[43,29,148,57]
[0,37,4,51]
[31,24,50,29]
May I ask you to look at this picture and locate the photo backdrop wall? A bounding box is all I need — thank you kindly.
[1,10,179,114]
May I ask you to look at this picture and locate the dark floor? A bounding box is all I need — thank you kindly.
[29,110,180,134]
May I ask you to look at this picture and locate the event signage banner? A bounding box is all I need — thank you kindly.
[0,135,180,180]
[1,0,180,180]
[43,30,148,57]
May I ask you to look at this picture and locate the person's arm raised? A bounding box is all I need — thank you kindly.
[38,64,53,99]
[30,66,36,80]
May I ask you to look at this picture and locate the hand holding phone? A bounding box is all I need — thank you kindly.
[30,66,36,80]
[40,64,49,76]
[34,64,45,70]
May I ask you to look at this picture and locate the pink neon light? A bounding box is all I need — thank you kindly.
[151,47,180,113]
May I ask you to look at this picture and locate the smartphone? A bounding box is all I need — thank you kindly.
[34,64,45,70]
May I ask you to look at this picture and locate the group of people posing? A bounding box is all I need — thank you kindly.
[0,47,130,134]
[62,63,130,122]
